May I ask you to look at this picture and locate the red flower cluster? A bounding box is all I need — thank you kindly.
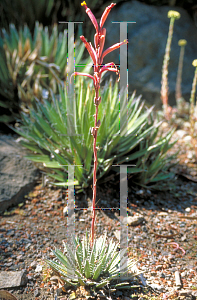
[72,1,128,91]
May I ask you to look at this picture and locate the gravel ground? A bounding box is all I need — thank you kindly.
[0,121,197,300]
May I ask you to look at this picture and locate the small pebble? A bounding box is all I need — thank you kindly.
[35,264,42,272]
[30,260,37,268]
[185,207,191,212]
[34,289,40,297]
[149,283,164,291]
[17,255,24,262]
[179,290,192,296]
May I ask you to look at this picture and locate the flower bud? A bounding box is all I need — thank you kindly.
[178,39,187,46]
[91,127,96,137]
[94,96,101,106]
[96,120,101,128]
[192,59,197,67]
[168,10,180,19]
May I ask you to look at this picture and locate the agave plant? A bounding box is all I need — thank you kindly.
[46,232,141,290]
[0,22,92,121]
[0,37,19,122]
[13,77,176,191]
[111,110,177,190]
[0,0,114,35]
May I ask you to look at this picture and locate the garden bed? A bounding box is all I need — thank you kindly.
[0,120,197,300]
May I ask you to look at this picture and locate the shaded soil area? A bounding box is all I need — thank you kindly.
[0,120,197,300]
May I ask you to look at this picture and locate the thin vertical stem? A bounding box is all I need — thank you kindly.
[190,67,197,138]
[176,46,185,101]
[91,106,97,245]
[91,88,100,246]
[161,18,174,118]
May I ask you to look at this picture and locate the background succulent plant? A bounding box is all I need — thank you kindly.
[13,78,177,191]
[0,0,122,39]
[0,22,92,122]
[0,0,56,31]
[1,0,195,33]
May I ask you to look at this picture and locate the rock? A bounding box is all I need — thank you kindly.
[63,206,72,217]
[139,273,147,286]
[123,214,145,226]
[35,264,42,273]
[176,130,187,139]
[0,290,18,300]
[179,290,192,297]
[0,134,40,213]
[114,230,120,241]
[16,255,24,262]
[56,287,63,296]
[175,270,182,288]
[0,270,27,288]
[185,207,191,212]
[192,290,197,297]
[34,289,40,297]
[7,230,15,237]
[104,1,197,107]
[183,135,192,142]
[149,283,164,291]
[136,189,144,195]
[30,260,37,268]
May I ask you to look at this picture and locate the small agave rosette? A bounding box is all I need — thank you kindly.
[45,232,141,290]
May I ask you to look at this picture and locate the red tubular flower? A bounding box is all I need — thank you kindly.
[94,33,99,50]
[73,2,128,83]
[99,62,119,76]
[101,40,128,63]
[81,1,99,33]
[100,3,116,29]
[98,28,106,62]
[70,72,95,85]
[80,36,97,65]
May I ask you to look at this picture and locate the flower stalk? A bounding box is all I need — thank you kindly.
[190,59,197,138]
[176,39,187,103]
[161,10,180,118]
[72,1,128,246]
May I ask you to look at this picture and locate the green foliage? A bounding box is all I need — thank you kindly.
[0,35,19,122]
[0,22,92,122]
[0,0,56,31]
[46,232,140,290]
[122,113,177,190]
[14,78,177,191]
[0,0,116,38]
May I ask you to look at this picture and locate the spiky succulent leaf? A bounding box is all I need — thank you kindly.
[14,78,177,190]
[0,22,92,121]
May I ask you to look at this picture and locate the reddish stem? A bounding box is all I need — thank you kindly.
[90,87,100,247]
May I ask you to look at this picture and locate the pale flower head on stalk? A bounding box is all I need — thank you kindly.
[168,10,180,19]
[192,59,197,67]
[71,1,128,87]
